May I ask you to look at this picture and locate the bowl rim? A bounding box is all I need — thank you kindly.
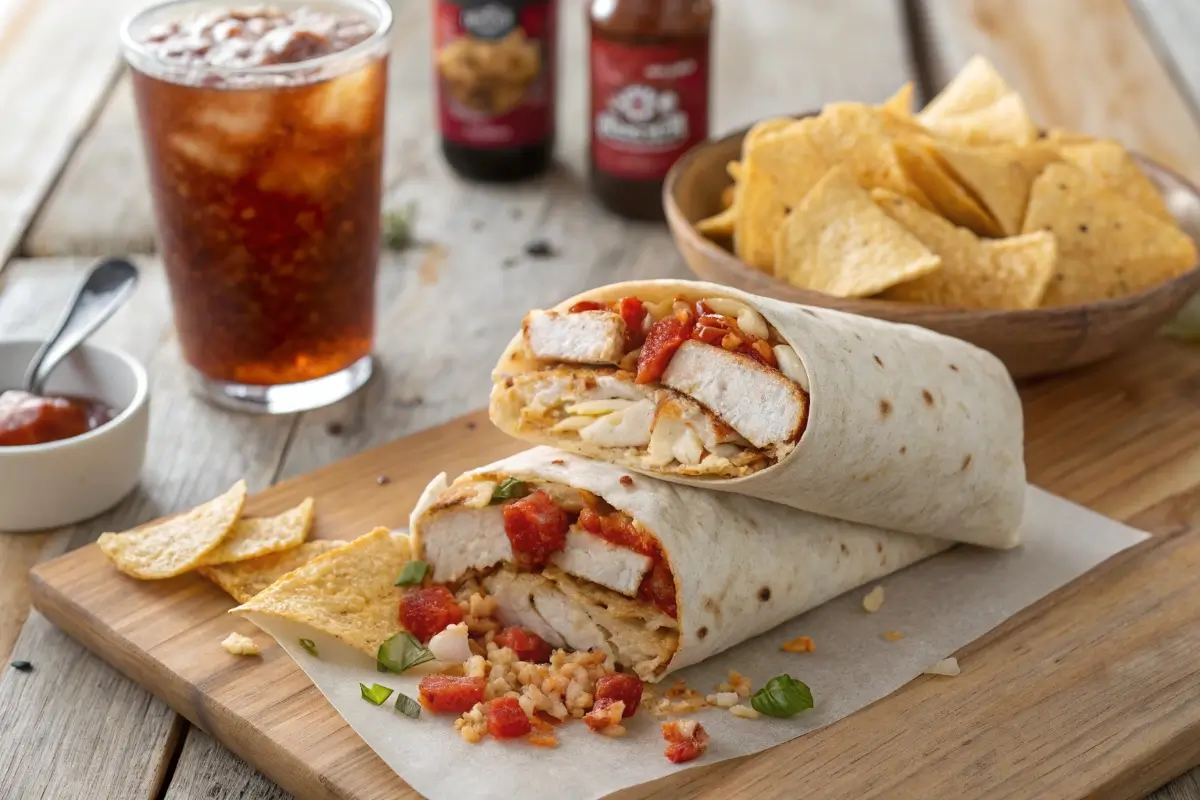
[662,116,1200,320]
[0,338,150,456]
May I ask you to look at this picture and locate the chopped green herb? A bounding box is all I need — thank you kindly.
[360,683,394,706]
[394,691,421,719]
[750,674,814,718]
[299,638,318,657]
[382,202,418,251]
[395,561,430,586]
[377,632,435,674]
[10,660,33,672]
[490,477,528,503]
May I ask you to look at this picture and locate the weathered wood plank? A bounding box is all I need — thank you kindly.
[1132,0,1200,122]
[0,257,295,799]
[164,729,293,800]
[917,0,1200,184]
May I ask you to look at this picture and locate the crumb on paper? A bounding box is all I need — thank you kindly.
[782,635,815,653]
[862,585,885,613]
[619,476,634,487]
[221,632,260,656]
[882,631,905,641]
[729,704,760,720]
[924,657,960,677]
[528,732,558,747]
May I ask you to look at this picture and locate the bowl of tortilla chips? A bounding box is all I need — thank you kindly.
[664,56,1200,379]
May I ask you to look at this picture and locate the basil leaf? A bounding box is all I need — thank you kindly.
[10,660,33,672]
[394,561,430,586]
[360,683,394,706]
[299,638,318,657]
[382,202,418,251]
[377,633,435,674]
[750,674,814,718]
[394,691,421,719]
[490,478,528,503]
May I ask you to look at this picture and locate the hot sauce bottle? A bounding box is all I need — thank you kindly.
[434,0,558,182]
[588,0,713,221]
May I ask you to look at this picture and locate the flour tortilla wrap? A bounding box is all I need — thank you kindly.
[409,447,949,682]
[490,279,1025,548]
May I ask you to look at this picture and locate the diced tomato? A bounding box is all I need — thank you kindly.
[662,720,709,764]
[418,675,485,713]
[486,697,532,739]
[583,699,623,731]
[636,314,694,384]
[638,559,678,619]
[502,490,570,569]
[595,674,643,717]
[577,507,656,557]
[494,627,553,663]
[399,586,464,643]
[569,300,608,313]
[616,296,648,349]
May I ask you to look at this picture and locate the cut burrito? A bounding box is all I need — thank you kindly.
[410,447,950,682]
[490,279,1026,548]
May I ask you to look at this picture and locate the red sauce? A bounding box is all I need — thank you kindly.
[501,490,571,569]
[578,506,677,618]
[0,390,116,447]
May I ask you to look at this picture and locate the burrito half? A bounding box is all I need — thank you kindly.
[410,448,949,682]
[490,279,1025,548]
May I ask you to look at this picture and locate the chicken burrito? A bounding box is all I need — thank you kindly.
[490,279,1025,548]
[410,447,950,682]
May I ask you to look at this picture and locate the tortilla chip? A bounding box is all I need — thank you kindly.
[1044,129,1097,147]
[922,92,1038,146]
[233,527,410,657]
[697,204,736,238]
[932,142,1033,235]
[200,539,348,603]
[880,82,914,117]
[1023,162,1198,305]
[803,104,930,204]
[774,167,941,297]
[98,481,247,580]
[874,189,1055,309]
[894,139,1003,236]
[198,497,315,566]
[1056,139,1172,222]
[726,160,742,181]
[720,184,736,210]
[734,127,831,271]
[999,142,1063,182]
[742,117,795,152]
[920,55,1013,122]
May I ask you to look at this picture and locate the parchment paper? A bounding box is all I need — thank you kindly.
[245,486,1147,800]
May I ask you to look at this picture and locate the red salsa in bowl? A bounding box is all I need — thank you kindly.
[0,390,117,447]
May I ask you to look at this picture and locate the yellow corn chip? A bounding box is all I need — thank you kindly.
[774,167,941,297]
[720,184,736,210]
[200,539,348,603]
[697,204,736,238]
[1044,129,1097,147]
[726,160,742,181]
[198,497,315,566]
[742,117,795,152]
[999,142,1063,182]
[922,93,1038,146]
[932,142,1033,235]
[1023,163,1198,305]
[874,189,1055,309]
[233,527,410,657]
[1056,139,1172,222]
[803,104,930,203]
[734,126,831,271]
[98,481,248,580]
[920,55,1013,122]
[894,139,1003,237]
[880,82,914,118]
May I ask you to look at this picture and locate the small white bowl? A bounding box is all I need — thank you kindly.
[0,340,149,532]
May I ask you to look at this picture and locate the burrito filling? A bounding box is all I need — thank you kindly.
[414,476,680,680]
[496,296,810,477]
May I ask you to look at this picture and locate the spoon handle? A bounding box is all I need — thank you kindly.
[24,257,140,395]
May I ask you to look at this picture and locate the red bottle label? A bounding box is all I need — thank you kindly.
[590,36,710,180]
[434,1,556,148]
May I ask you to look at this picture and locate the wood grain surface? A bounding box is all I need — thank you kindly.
[27,332,1200,799]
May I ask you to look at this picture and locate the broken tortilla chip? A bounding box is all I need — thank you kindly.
[1056,139,1172,222]
[920,55,1014,122]
[894,139,1002,237]
[774,167,941,297]
[803,104,931,205]
[98,481,248,580]
[875,190,1055,309]
[1023,163,1198,305]
[880,82,914,118]
[198,497,315,566]
[200,539,348,603]
[233,527,411,657]
[696,204,737,238]
[932,141,1033,235]
[921,92,1038,146]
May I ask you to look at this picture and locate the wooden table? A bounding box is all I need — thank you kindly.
[1,1,1198,798]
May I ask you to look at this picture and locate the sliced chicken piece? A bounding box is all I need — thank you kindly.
[516,368,652,415]
[530,582,614,658]
[661,341,808,448]
[420,504,512,583]
[482,570,567,649]
[549,527,653,596]
[523,309,627,366]
[577,398,656,447]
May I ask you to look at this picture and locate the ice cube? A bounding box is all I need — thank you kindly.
[256,151,338,197]
[169,132,246,177]
[191,91,275,144]
[302,62,383,134]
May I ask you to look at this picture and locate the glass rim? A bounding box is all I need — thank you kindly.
[119,0,393,82]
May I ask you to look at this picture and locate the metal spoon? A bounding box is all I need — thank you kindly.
[23,257,139,395]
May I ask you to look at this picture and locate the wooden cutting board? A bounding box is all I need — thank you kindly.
[29,338,1200,800]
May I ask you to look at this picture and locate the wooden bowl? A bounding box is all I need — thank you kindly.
[663,123,1200,379]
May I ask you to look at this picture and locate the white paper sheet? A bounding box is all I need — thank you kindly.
[245,486,1147,800]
